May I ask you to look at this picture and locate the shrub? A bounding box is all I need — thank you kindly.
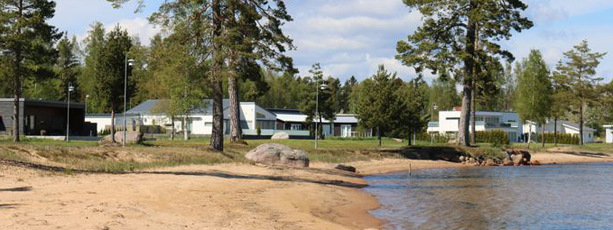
[98,129,111,136]
[475,130,509,147]
[416,132,450,143]
[537,133,580,145]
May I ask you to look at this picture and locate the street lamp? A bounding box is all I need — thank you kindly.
[123,56,134,147]
[315,79,328,149]
[66,82,75,142]
[430,102,438,145]
[85,95,90,114]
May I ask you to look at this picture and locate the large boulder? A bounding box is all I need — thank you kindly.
[245,143,309,167]
[99,131,143,145]
[271,132,290,140]
[505,149,531,166]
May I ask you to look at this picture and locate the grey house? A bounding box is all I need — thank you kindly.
[0,98,86,136]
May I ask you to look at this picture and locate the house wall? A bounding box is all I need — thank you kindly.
[85,117,112,133]
[606,127,613,143]
[0,100,23,135]
[523,121,595,143]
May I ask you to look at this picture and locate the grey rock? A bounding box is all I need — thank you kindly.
[335,164,357,173]
[99,131,143,145]
[271,132,290,140]
[245,143,309,167]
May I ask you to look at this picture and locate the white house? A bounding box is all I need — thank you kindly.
[523,120,596,143]
[85,114,113,133]
[427,110,522,142]
[267,108,366,138]
[94,99,277,136]
[605,125,613,144]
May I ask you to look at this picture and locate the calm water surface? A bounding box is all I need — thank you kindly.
[364,163,613,230]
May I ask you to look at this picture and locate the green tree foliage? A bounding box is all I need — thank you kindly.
[339,76,357,113]
[55,35,81,101]
[356,65,403,146]
[0,0,61,142]
[553,40,606,145]
[428,77,460,120]
[514,50,553,148]
[396,0,533,146]
[80,22,107,113]
[91,26,134,143]
[395,76,430,145]
[299,63,335,137]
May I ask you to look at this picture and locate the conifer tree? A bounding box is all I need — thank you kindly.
[0,0,61,142]
[396,0,533,146]
[553,40,606,145]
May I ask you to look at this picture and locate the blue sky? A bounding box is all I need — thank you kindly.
[50,0,613,83]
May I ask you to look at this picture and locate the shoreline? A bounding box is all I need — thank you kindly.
[1,151,612,229]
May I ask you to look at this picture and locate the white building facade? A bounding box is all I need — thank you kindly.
[605,125,613,144]
[523,120,596,143]
[427,110,522,142]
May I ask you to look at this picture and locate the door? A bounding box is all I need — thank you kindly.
[341,125,352,137]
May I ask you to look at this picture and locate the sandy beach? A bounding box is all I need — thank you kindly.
[1,149,612,230]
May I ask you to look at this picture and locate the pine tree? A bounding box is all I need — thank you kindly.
[553,40,606,145]
[0,0,61,142]
[396,0,533,146]
[299,64,335,138]
[514,50,553,149]
[396,76,430,146]
[356,65,403,146]
[94,26,134,143]
[56,35,81,101]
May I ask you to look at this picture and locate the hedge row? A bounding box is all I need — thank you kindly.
[415,133,450,143]
[475,130,509,146]
[536,133,580,145]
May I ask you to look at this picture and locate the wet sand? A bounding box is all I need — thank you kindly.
[1,150,611,230]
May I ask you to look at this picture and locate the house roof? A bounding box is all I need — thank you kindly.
[128,99,256,115]
[271,109,358,124]
[0,98,85,109]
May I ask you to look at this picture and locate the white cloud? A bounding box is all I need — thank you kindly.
[106,18,161,46]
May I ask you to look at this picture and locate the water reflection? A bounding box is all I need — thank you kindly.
[365,163,613,230]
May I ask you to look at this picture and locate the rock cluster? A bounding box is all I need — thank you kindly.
[460,149,536,167]
[335,164,357,173]
[245,143,309,167]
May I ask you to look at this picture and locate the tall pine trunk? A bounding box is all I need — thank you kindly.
[209,0,224,151]
[554,118,558,146]
[542,122,546,148]
[459,11,476,147]
[13,77,20,142]
[459,85,472,146]
[170,116,175,141]
[579,104,584,145]
[183,115,189,141]
[111,109,116,143]
[228,75,242,142]
[377,127,382,147]
[527,124,532,149]
[470,85,476,145]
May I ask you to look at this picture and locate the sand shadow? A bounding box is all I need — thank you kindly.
[136,170,367,188]
[552,151,609,158]
[0,186,32,192]
[1,160,365,189]
[0,204,20,209]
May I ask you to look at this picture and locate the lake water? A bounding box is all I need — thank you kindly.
[364,163,613,230]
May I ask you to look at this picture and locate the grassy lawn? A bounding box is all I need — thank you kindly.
[0,135,439,173]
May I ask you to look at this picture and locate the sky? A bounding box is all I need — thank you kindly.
[50,0,613,83]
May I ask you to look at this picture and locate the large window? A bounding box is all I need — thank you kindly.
[256,120,275,130]
[291,124,302,130]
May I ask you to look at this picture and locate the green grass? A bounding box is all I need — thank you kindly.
[0,135,468,173]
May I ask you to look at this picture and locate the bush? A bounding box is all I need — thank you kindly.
[537,133,580,145]
[473,146,505,162]
[475,130,509,147]
[416,132,450,143]
[98,129,111,136]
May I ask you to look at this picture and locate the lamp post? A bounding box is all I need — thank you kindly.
[123,56,134,147]
[85,95,90,114]
[430,102,438,145]
[66,82,74,142]
[314,79,327,149]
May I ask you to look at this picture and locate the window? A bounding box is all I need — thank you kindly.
[291,124,302,130]
[205,122,212,127]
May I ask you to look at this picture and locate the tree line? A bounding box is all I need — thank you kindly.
[2,0,613,149]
